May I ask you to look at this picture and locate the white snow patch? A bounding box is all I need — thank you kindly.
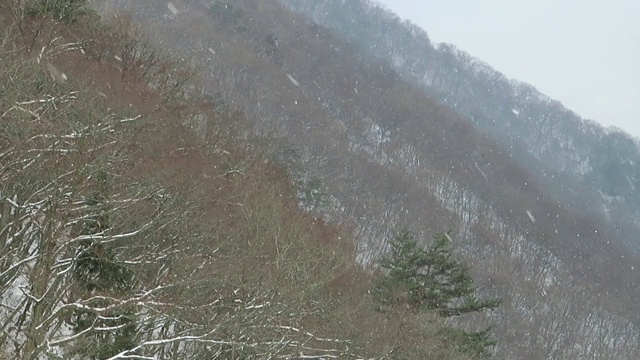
[474,162,488,181]
[167,3,179,15]
[526,210,536,223]
[512,108,520,116]
[626,175,635,190]
[286,74,299,87]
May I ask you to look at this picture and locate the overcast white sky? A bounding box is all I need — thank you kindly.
[376,0,640,138]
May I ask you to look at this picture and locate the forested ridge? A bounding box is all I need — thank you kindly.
[2,0,639,359]
[279,0,640,253]
[0,1,494,359]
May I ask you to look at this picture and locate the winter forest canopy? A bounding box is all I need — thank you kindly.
[2,0,640,359]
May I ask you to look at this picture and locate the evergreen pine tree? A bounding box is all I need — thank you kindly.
[374,230,501,358]
[67,169,138,359]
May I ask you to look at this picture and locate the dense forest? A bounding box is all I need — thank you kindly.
[279,0,640,253]
[0,1,494,359]
[2,0,639,359]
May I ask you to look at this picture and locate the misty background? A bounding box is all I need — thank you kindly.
[377,0,640,138]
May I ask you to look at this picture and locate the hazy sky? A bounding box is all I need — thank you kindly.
[376,0,640,138]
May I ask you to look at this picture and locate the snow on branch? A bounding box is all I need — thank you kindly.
[36,37,84,65]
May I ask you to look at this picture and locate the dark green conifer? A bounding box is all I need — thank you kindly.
[375,230,501,358]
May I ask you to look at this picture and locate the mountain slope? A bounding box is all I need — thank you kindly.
[0,3,480,359]
[84,1,640,359]
[278,0,640,254]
